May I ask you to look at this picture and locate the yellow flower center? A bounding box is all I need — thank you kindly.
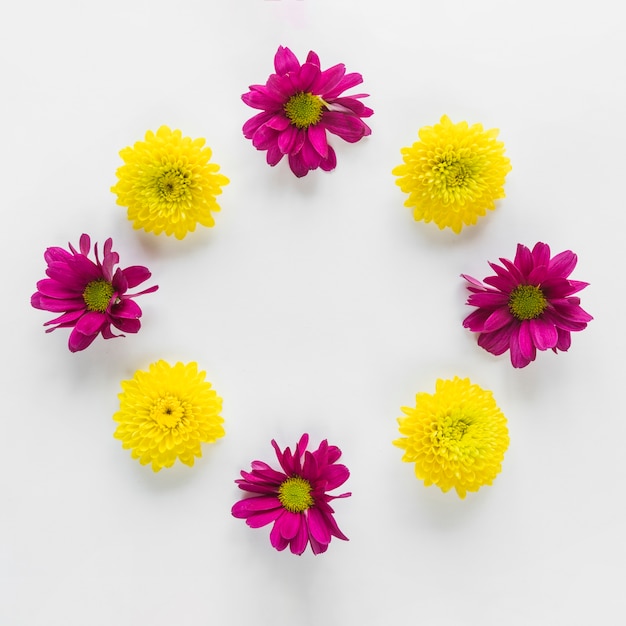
[155,166,192,202]
[508,284,547,320]
[150,395,187,428]
[284,92,324,128]
[429,148,480,200]
[278,476,314,512]
[83,279,114,312]
[431,413,474,460]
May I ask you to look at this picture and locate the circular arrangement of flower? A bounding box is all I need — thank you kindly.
[28,41,597,557]
[113,360,225,472]
[111,126,229,239]
[31,234,158,352]
[394,377,510,498]
[462,242,592,368]
[242,45,373,177]
[392,115,511,233]
[231,433,351,555]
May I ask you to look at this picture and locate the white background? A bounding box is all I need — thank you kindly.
[2,1,625,624]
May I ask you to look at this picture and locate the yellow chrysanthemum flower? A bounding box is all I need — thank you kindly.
[393,377,509,498]
[392,115,511,234]
[113,360,224,472]
[111,126,229,240]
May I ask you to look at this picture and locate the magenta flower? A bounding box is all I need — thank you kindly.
[31,234,158,352]
[462,242,592,368]
[231,433,351,555]
[242,45,373,177]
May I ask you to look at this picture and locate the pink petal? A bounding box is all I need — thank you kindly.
[289,516,309,555]
[231,496,282,518]
[288,151,310,178]
[264,114,291,132]
[244,508,283,529]
[319,145,337,172]
[42,309,85,328]
[32,293,84,312]
[269,518,289,551]
[466,291,510,308]
[509,326,534,368]
[322,111,370,143]
[548,250,577,278]
[276,511,301,540]
[252,124,279,151]
[75,311,107,336]
[299,137,322,170]
[462,308,492,332]
[513,244,533,276]
[265,74,295,100]
[243,110,274,138]
[274,45,300,75]
[294,62,320,92]
[529,318,558,350]
[307,124,328,159]
[122,266,152,289]
[330,96,373,117]
[79,234,91,256]
[482,307,515,332]
[531,242,551,268]
[498,258,525,284]
[110,317,141,333]
[68,328,99,352]
[35,278,82,299]
[517,320,535,360]
[277,125,299,155]
[307,507,331,545]
[321,464,349,490]
[324,72,364,99]
[305,50,320,67]
[477,325,515,356]
[242,89,282,111]
[311,63,346,95]
[266,144,284,166]
[110,298,142,319]
[555,328,572,351]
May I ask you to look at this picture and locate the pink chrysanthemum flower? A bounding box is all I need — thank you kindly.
[31,234,158,352]
[242,45,373,177]
[462,242,592,368]
[231,433,351,555]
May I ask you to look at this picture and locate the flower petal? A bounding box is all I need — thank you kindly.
[322,111,371,142]
[289,515,309,555]
[549,249,577,278]
[274,45,300,75]
[231,496,282,518]
[122,265,152,289]
[307,124,328,159]
[307,507,331,545]
[529,317,559,350]
[276,511,301,540]
[311,63,346,95]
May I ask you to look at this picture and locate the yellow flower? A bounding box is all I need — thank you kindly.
[111,126,229,240]
[392,115,511,234]
[393,377,509,498]
[113,360,224,472]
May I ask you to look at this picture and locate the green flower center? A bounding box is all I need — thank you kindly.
[431,413,476,461]
[432,150,474,189]
[284,92,324,129]
[156,166,191,202]
[278,476,314,512]
[83,279,114,312]
[151,395,186,428]
[508,284,547,320]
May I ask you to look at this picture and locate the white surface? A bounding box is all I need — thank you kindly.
[2,1,625,624]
